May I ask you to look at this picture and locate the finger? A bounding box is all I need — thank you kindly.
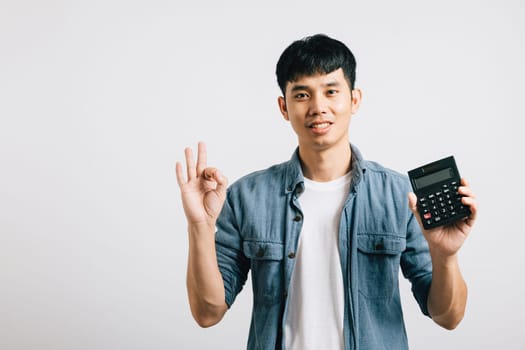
[185,147,197,180]
[458,177,477,226]
[196,141,207,176]
[175,161,186,186]
[458,186,475,198]
[203,168,228,195]
[456,179,477,228]
[458,177,475,198]
[462,196,478,224]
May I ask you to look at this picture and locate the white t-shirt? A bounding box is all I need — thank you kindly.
[284,173,351,350]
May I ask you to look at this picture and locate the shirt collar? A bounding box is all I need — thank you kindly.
[283,143,367,195]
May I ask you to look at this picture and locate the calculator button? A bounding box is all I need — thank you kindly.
[414,178,468,228]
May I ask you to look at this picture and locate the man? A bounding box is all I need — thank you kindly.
[176,34,477,349]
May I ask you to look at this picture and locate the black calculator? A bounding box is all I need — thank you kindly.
[408,156,471,229]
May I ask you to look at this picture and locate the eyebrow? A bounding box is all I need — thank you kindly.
[289,80,341,93]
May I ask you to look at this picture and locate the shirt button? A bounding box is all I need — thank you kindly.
[256,247,265,257]
[288,252,296,259]
[293,214,302,222]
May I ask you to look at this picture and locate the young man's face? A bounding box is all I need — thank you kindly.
[278,68,361,153]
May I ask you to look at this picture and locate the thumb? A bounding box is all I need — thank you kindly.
[408,192,426,231]
[214,170,228,196]
[203,167,228,195]
[407,192,418,215]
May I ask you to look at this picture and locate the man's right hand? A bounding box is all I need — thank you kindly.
[176,142,229,327]
[176,142,228,230]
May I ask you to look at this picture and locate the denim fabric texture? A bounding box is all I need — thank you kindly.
[215,144,433,350]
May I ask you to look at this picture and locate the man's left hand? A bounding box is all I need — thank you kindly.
[408,178,478,259]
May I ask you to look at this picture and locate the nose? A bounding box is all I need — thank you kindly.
[308,93,328,116]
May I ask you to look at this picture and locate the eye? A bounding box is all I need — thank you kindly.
[294,92,309,100]
[327,89,338,96]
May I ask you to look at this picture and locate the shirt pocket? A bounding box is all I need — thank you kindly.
[243,240,284,305]
[357,234,406,300]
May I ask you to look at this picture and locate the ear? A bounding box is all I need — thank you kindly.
[350,88,363,115]
[278,96,289,121]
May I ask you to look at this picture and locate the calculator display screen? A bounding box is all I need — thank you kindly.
[414,168,454,189]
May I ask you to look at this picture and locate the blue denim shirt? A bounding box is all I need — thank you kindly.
[215,144,432,350]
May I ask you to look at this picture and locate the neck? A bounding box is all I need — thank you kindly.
[298,142,352,182]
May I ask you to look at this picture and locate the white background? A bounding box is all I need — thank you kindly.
[1,0,524,349]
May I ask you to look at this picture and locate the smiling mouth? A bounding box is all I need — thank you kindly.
[308,122,333,129]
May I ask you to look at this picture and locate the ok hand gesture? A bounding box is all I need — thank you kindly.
[176,142,228,230]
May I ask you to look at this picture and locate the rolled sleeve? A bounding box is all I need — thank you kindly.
[401,206,433,316]
[215,190,250,308]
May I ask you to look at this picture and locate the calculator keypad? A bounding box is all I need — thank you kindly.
[417,181,470,229]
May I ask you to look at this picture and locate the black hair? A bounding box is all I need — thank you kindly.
[275,34,357,95]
